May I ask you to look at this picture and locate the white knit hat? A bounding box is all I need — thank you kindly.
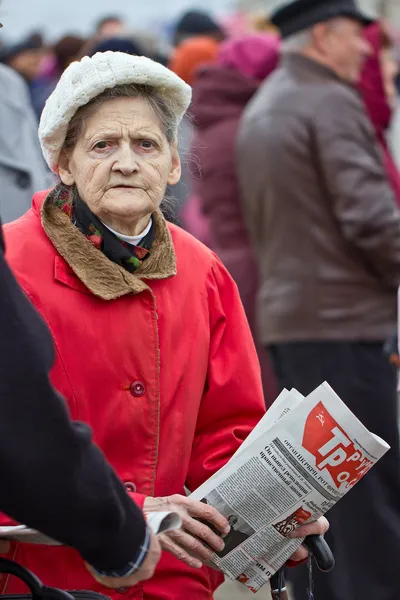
[39,52,192,172]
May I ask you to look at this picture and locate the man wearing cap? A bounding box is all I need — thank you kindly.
[237,1,400,599]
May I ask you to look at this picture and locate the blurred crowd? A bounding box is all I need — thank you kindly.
[3,5,399,400]
[2,2,400,599]
[3,8,399,243]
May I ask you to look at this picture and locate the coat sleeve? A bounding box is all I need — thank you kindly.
[185,256,266,493]
[0,227,147,572]
[314,89,400,289]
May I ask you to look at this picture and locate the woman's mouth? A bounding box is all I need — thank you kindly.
[111,184,136,189]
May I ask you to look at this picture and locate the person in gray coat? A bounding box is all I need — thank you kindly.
[0,63,48,223]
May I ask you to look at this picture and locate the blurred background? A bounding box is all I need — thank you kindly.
[0,0,230,41]
[1,0,399,42]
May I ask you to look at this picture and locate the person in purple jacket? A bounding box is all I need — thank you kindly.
[190,33,280,407]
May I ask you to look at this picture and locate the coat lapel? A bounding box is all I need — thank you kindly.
[41,193,177,300]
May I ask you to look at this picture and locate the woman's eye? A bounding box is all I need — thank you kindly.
[140,140,155,150]
[94,141,110,150]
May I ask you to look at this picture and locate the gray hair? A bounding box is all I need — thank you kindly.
[281,29,313,53]
[63,83,179,151]
[281,17,349,54]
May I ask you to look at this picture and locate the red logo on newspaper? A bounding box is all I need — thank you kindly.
[273,507,312,536]
[302,402,374,489]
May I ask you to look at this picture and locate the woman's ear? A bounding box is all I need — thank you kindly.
[167,143,181,186]
[58,149,75,186]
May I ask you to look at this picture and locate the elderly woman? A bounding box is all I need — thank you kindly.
[2,52,327,599]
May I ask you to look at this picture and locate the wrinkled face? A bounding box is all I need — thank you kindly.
[380,48,399,108]
[318,18,371,83]
[59,97,181,229]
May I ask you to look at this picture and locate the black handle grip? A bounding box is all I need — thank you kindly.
[303,534,335,572]
[0,558,74,600]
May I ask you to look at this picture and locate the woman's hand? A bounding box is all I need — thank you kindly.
[287,516,330,562]
[144,495,230,569]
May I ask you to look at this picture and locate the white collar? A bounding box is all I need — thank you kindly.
[102,217,153,246]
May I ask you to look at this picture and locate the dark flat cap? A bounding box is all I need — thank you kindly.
[90,37,142,57]
[271,0,374,39]
[175,10,222,37]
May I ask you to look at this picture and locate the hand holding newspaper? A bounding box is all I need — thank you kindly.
[190,381,389,593]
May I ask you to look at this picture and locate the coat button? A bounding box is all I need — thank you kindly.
[124,482,136,493]
[130,381,145,397]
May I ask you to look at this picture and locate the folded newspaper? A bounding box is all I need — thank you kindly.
[190,381,390,593]
[0,511,181,544]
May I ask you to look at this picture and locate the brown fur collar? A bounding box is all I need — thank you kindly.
[41,193,177,300]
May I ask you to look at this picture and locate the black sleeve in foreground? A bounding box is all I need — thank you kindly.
[0,228,146,571]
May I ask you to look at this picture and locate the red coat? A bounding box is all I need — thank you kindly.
[1,191,265,600]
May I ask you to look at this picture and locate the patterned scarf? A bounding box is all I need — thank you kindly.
[51,184,154,273]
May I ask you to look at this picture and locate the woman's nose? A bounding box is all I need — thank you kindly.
[112,145,139,175]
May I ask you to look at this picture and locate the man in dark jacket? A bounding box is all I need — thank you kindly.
[237,1,400,599]
[0,220,160,586]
